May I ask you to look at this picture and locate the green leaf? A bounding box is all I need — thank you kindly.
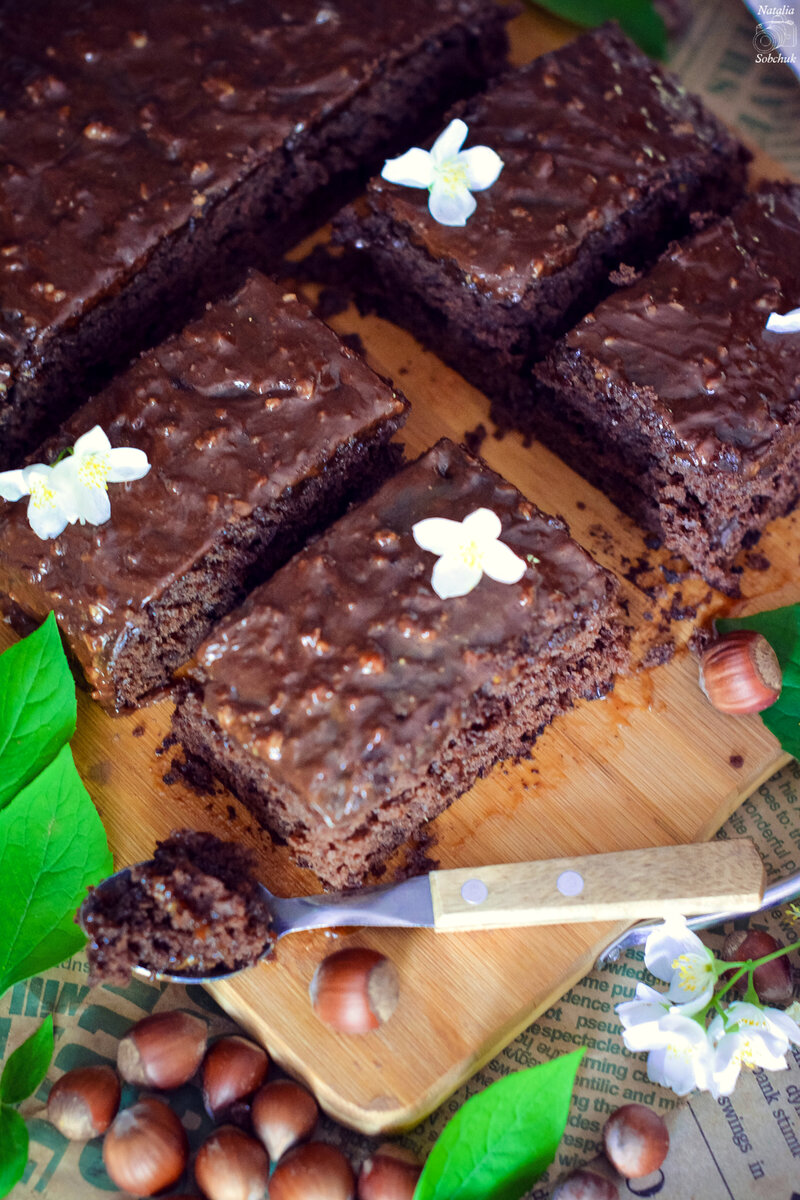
[0,613,76,810]
[529,0,667,58]
[0,1106,28,1198]
[0,1016,54,1106]
[717,605,800,758]
[413,1050,584,1200]
[0,745,112,996]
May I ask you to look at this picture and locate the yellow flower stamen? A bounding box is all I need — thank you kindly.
[29,478,58,512]
[671,953,712,993]
[437,161,469,195]
[77,452,110,491]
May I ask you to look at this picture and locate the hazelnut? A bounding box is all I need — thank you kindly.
[552,1169,618,1199]
[310,948,399,1034]
[251,1078,318,1161]
[269,1141,355,1200]
[358,1143,422,1200]
[46,1064,120,1140]
[722,929,794,1006]
[202,1036,268,1119]
[603,1104,669,1179]
[194,1126,269,1200]
[699,631,781,715]
[102,1097,188,1195]
[117,1010,207,1089]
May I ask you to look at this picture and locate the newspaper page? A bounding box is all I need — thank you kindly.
[3,1,800,1197]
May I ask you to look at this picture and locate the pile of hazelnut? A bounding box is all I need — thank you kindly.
[45,1006,420,1200]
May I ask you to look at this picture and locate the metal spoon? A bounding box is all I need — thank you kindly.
[78,839,765,984]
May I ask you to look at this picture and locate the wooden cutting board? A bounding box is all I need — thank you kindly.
[2,8,798,1136]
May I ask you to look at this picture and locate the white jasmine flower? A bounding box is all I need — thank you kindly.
[622,1009,716,1096]
[616,981,670,1039]
[645,915,718,1014]
[381,118,503,227]
[0,461,77,540]
[766,306,800,333]
[412,507,526,600]
[61,425,150,526]
[708,1002,800,1097]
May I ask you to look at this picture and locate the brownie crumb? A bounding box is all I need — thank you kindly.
[642,640,676,669]
[729,754,744,769]
[644,534,662,551]
[688,625,714,658]
[227,804,237,822]
[463,423,488,456]
[744,551,770,572]
[132,724,146,738]
[608,263,642,287]
[166,753,218,797]
[576,500,586,510]
[156,731,178,758]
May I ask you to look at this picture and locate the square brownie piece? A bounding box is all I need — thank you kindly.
[532,185,800,591]
[0,273,408,710]
[173,439,630,889]
[0,0,510,467]
[334,24,749,404]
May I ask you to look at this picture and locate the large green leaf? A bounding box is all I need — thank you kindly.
[0,613,76,809]
[414,1050,584,1200]
[0,1106,28,1198]
[529,0,667,58]
[0,745,112,996]
[717,605,800,758]
[0,1016,54,1106]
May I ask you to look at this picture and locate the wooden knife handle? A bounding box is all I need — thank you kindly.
[428,839,765,932]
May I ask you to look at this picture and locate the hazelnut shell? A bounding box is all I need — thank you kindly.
[46,1064,120,1140]
[699,631,781,715]
[603,1104,669,1179]
[251,1078,318,1162]
[118,1010,207,1089]
[194,1125,269,1200]
[102,1096,188,1195]
[201,1035,268,1119]
[269,1141,355,1200]
[310,948,399,1034]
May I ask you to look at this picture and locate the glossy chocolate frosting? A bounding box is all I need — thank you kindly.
[367,24,742,303]
[736,183,800,303]
[189,440,617,825]
[0,272,406,696]
[561,216,800,470]
[0,0,490,388]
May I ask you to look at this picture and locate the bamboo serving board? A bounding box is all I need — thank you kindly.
[2,9,799,1136]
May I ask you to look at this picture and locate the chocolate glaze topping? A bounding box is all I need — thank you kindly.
[736,183,800,303]
[0,0,490,388]
[367,24,744,303]
[189,440,616,825]
[0,272,406,698]
[563,215,800,470]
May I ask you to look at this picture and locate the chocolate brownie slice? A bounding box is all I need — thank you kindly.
[173,440,630,889]
[532,186,800,591]
[0,0,510,468]
[81,830,272,985]
[0,273,408,709]
[333,24,749,404]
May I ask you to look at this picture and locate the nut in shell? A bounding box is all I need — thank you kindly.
[699,631,781,716]
[358,1143,422,1200]
[117,1010,207,1089]
[310,947,399,1034]
[603,1104,669,1180]
[46,1064,120,1140]
[194,1125,269,1200]
[269,1141,355,1200]
[201,1035,268,1119]
[102,1096,188,1196]
[251,1078,318,1162]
